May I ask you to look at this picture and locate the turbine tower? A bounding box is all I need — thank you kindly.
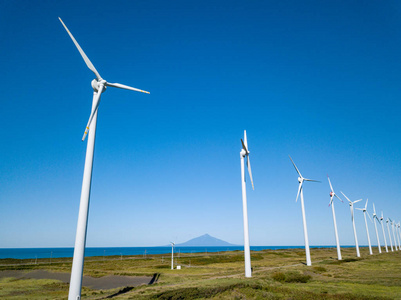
[327,176,343,260]
[240,130,254,277]
[59,18,149,300]
[341,192,362,257]
[397,223,401,249]
[355,199,373,255]
[372,204,382,254]
[379,212,388,252]
[390,218,398,251]
[289,156,319,266]
[386,218,394,251]
[170,242,175,270]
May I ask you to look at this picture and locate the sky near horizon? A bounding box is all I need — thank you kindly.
[1,0,401,249]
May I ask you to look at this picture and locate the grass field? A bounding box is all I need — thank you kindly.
[0,247,400,299]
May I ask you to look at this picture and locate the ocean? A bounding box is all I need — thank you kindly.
[0,246,342,260]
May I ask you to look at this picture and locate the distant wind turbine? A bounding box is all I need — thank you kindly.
[386,218,394,252]
[341,192,362,257]
[240,130,254,277]
[59,18,149,300]
[289,156,319,266]
[390,218,398,251]
[372,204,382,254]
[327,176,343,260]
[397,223,401,249]
[379,212,388,252]
[170,242,175,270]
[355,199,373,255]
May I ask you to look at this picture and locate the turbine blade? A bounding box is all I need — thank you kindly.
[289,155,302,177]
[341,191,352,203]
[327,175,334,192]
[351,206,354,221]
[373,203,376,214]
[353,199,362,204]
[334,194,343,202]
[365,198,368,210]
[82,85,104,141]
[296,182,302,202]
[355,208,363,211]
[367,213,373,223]
[304,178,320,183]
[59,18,102,80]
[105,82,150,94]
[243,130,248,150]
[329,196,333,207]
[241,139,248,154]
[246,155,254,190]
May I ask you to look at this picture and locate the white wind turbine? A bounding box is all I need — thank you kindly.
[372,204,382,254]
[327,176,343,260]
[59,18,149,300]
[240,130,254,278]
[341,192,362,257]
[355,199,373,255]
[170,242,175,270]
[386,218,394,252]
[379,212,388,252]
[397,223,401,249]
[390,218,398,251]
[289,156,319,266]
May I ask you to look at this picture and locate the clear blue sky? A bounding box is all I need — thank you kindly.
[1,0,400,248]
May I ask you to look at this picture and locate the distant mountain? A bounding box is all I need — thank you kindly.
[174,234,237,247]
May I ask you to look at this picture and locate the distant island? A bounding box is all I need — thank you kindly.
[171,234,237,247]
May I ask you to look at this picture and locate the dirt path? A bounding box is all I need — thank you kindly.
[0,270,153,290]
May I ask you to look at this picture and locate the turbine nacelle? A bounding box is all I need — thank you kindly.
[91,79,107,93]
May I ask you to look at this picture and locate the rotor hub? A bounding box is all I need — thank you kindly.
[240,149,247,157]
[330,192,334,197]
[91,79,107,93]
[298,177,302,183]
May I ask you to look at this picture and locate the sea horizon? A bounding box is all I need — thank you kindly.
[0,245,360,260]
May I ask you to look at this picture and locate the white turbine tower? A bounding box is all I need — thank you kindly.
[379,212,388,252]
[170,242,175,270]
[59,18,149,300]
[372,204,382,254]
[327,176,343,260]
[341,192,362,257]
[386,218,394,252]
[390,218,398,251]
[240,130,254,278]
[397,223,401,249]
[355,199,373,255]
[289,156,319,266]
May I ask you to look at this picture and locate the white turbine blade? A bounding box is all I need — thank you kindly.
[246,155,254,190]
[351,206,354,221]
[304,178,321,183]
[381,211,384,219]
[365,198,368,210]
[296,182,302,202]
[373,203,376,214]
[243,130,248,150]
[367,212,373,223]
[334,194,343,203]
[327,175,334,192]
[82,86,104,141]
[241,139,249,154]
[105,82,150,94]
[353,199,362,204]
[59,18,102,80]
[340,191,352,204]
[355,208,364,211]
[328,196,333,207]
[289,155,302,177]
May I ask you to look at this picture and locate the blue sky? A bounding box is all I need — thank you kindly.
[1,0,401,248]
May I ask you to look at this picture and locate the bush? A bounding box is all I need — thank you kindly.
[271,271,311,283]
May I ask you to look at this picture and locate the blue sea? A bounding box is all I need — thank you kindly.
[0,246,343,260]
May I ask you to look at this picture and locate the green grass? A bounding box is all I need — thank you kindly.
[0,248,400,299]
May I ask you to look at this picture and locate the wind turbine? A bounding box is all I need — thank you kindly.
[170,242,175,270]
[240,130,254,277]
[289,156,319,266]
[372,204,382,254]
[59,18,149,300]
[390,218,398,251]
[355,199,373,255]
[386,218,394,251]
[397,223,401,249]
[327,176,343,260]
[379,212,388,252]
[341,192,362,257]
